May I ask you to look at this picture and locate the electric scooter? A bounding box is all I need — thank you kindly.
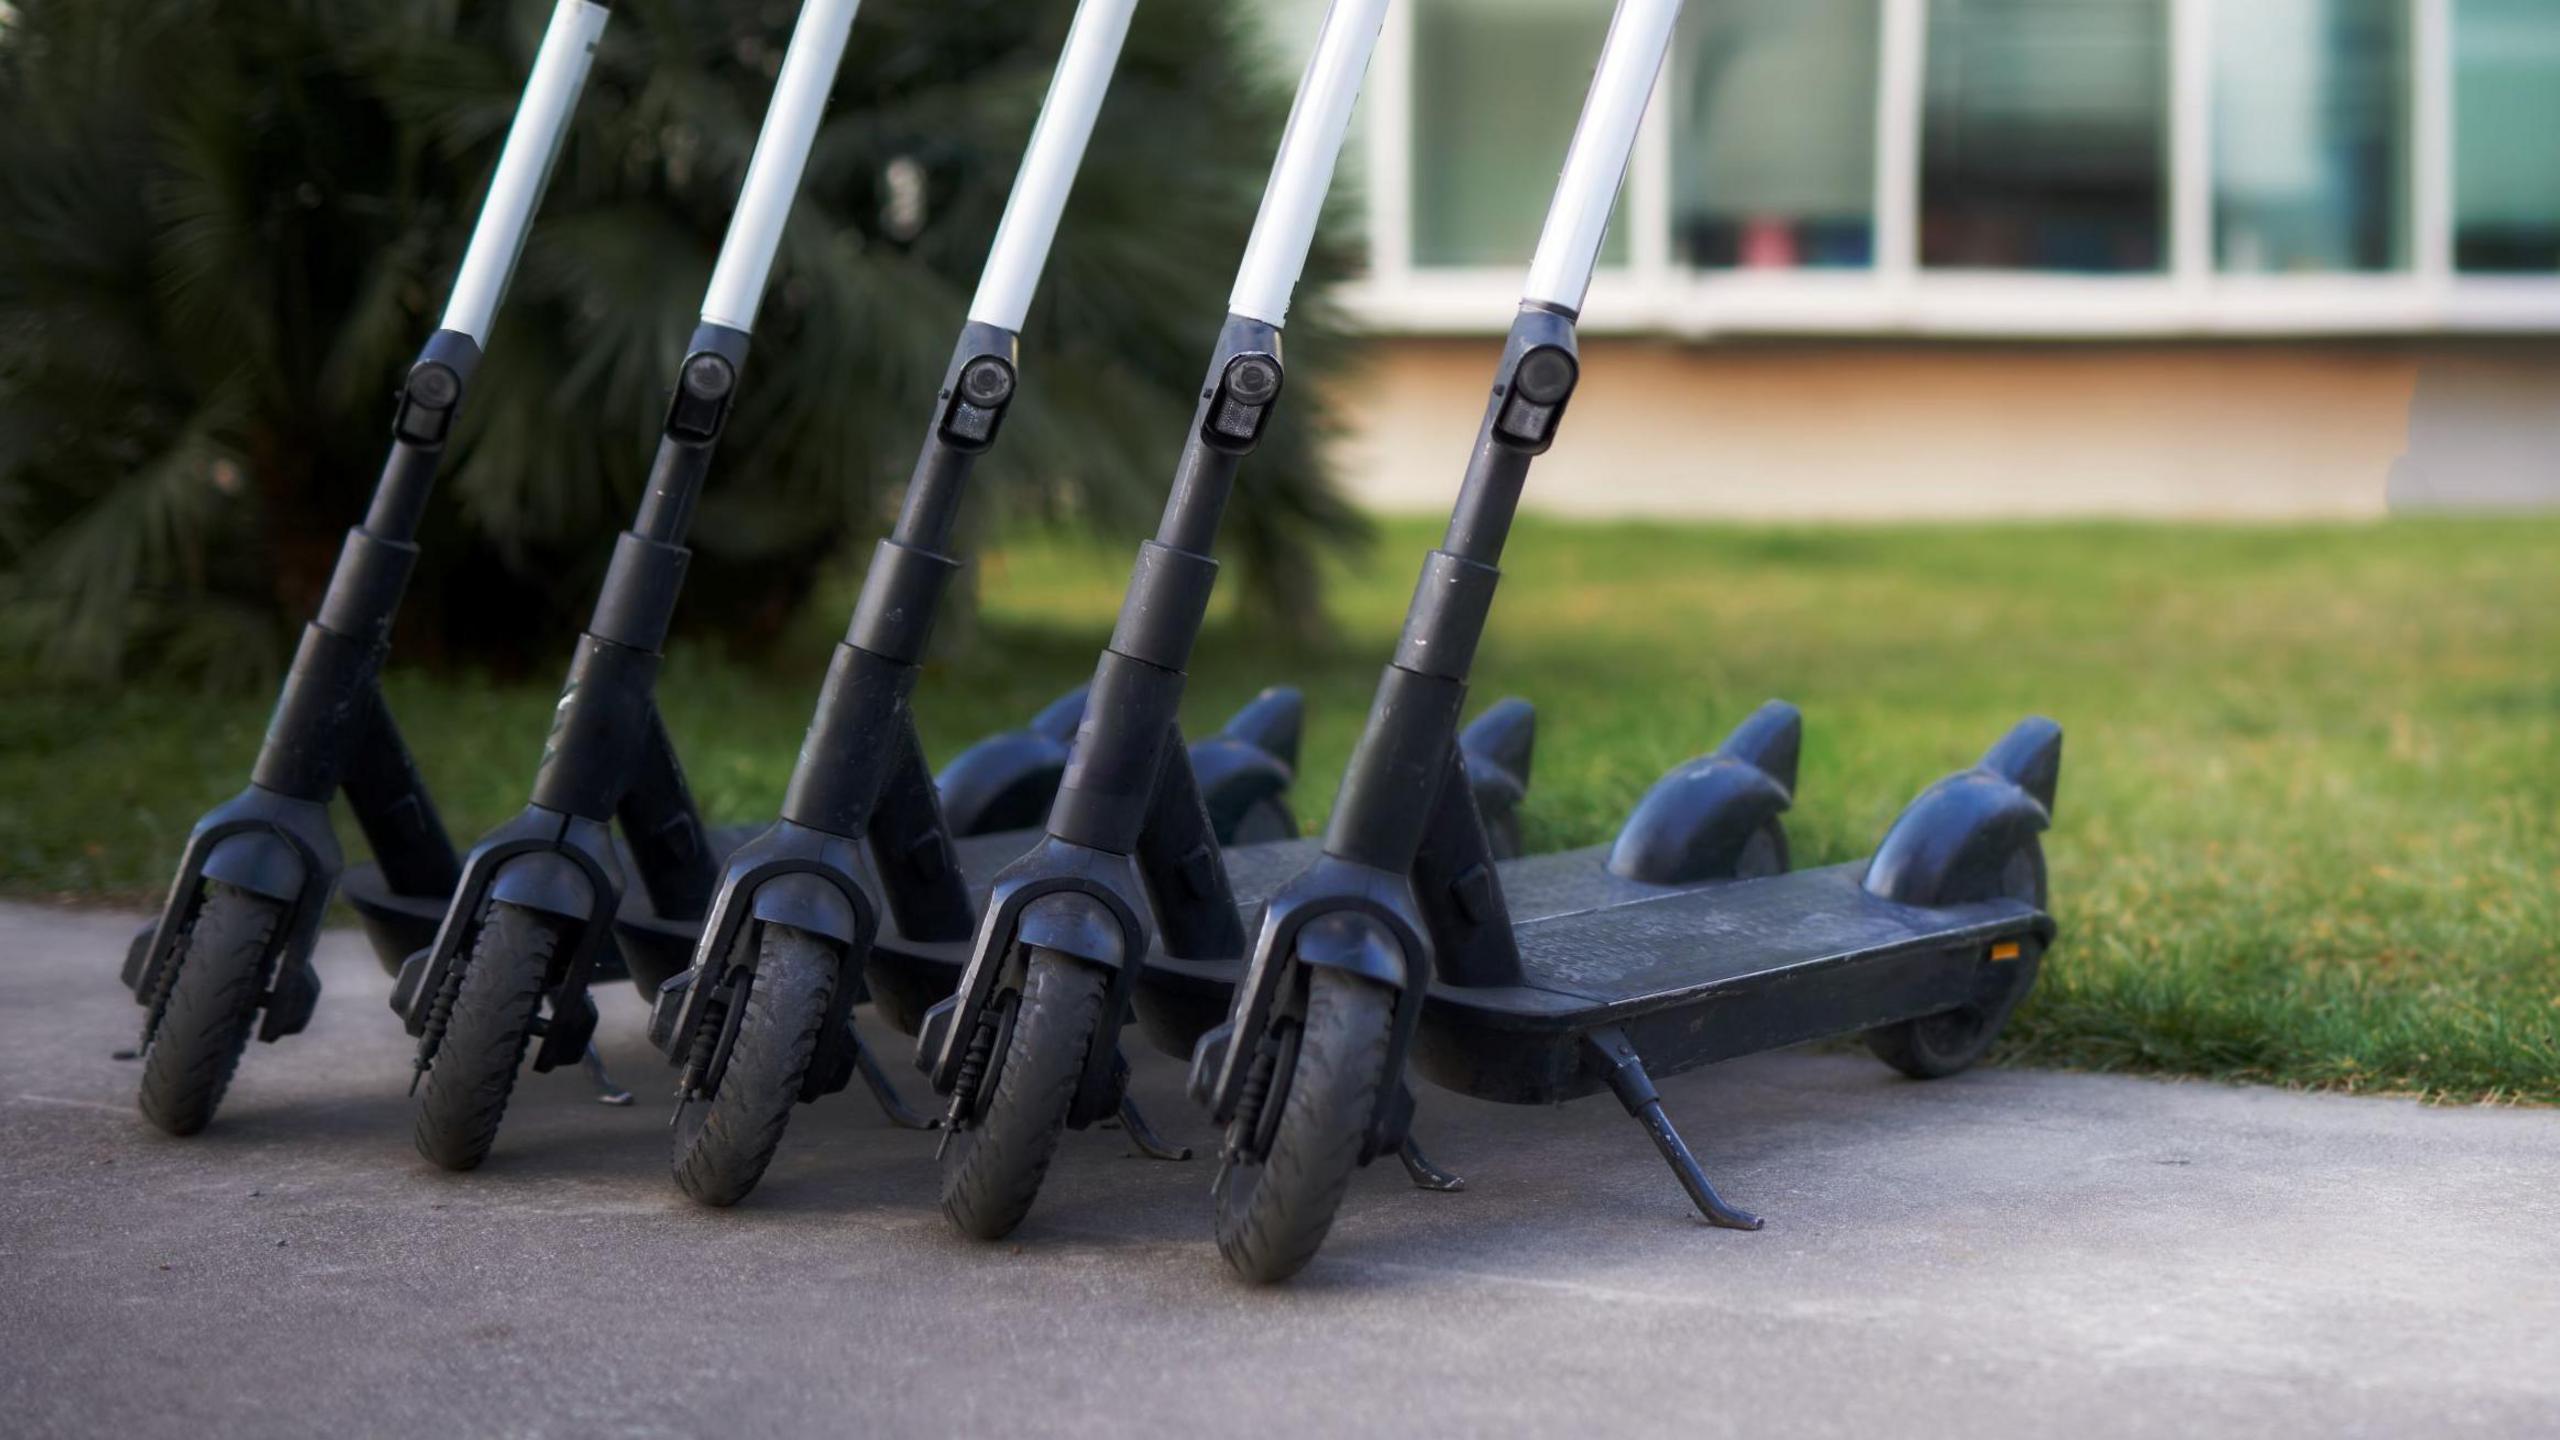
[390,0,870,1172]
[642,0,1527,1206]
[116,0,614,1137]
[913,0,1633,1243]
[387,0,1309,1170]
[1188,0,2064,1282]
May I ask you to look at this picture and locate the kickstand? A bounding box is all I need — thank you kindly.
[580,1043,634,1107]
[1584,1027,1762,1231]
[851,1029,939,1131]
[1398,1135,1467,1192]
[1114,1095,1193,1162]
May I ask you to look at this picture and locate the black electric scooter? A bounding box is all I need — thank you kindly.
[913,0,1620,1242]
[388,0,1307,1170]
[642,0,1525,1206]
[116,0,616,1137]
[389,0,869,1171]
[1188,0,2065,1282]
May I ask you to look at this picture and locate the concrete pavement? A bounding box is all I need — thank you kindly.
[3,901,2555,1438]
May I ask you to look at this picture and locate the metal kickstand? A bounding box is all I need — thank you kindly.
[1112,1095,1193,1161]
[1398,1134,1467,1192]
[851,1028,939,1131]
[1584,1027,1762,1231]
[581,1043,635,1106]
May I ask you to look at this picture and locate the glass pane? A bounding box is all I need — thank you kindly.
[1412,0,1627,269]
[1673,0,1881,269]
[2213,0,2409,273]
[2453,0,2560,273]
[1920,0,2169,272]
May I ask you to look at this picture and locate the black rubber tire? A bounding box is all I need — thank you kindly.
[1866,842,2047,1079]
[671,924,837,1207]
[137,884,285,1136]
[1213,966,1396,1284]
[938,949,1108,1241]
[413,900,559,1171]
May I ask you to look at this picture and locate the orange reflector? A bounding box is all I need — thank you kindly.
[1990,941,2023,962]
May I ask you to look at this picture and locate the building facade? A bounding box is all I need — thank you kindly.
[1267,0,2560,517]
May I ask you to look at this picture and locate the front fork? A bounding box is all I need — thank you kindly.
[1190,742,1510,1162]
[923,315,1289,1126]
[1192,306,1580,1158]
[921,728,1244,1135]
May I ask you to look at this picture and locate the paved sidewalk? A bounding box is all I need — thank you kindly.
[3,901,2555,1438]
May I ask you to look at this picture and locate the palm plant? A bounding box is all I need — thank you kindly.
[0,0,1366,686]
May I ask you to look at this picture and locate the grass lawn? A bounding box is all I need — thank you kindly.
[5,516,2555,1103]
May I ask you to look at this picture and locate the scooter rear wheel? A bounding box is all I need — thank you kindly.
[137,884,284,1136]
[937,949,1107,1241]
[413,900,560,1170]
[1866,842,2047,1079]
[671,923,836,1207]
[1213,966,1395,1284]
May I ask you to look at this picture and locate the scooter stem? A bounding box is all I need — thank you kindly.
[889,0,1140,556]
[1519,0,1680,319]
[440,0,611,346]
[1153,0,1389,556]
[1447,0,1679,570]
[701,0,863,334]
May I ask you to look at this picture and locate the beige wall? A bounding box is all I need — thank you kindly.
[1327,338,2560,519]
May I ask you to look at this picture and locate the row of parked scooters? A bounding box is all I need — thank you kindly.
[118,0,2064,1282]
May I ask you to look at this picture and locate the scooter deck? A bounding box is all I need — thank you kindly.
[870,835,1733,1052]
[1412,861,2050,1106]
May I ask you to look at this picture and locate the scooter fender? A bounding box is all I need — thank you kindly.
[1188,738,1296,844]
[1864,717,2062,913]
[129,787,341,1046]
[1015,890,1130,970]
[748,869,862,948]
[1011,890,1145,1127]
[398,807,619,1044]
[199,829,311,905]
[932,686,1086,838]
[652,821,875,1062]
[487,849,596,922]
[922,837,1149,1096]
[1191,854,1429,1159]
[1606,758,1792,885]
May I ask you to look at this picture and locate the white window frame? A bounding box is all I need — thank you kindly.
[1341,0,2560,336]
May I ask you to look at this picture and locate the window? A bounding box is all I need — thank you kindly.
[2213,0,2410,273]
[1920,0,2170,272]
[1410,0,1625,269]
[1672,0,1881,270]
[2453,0,2560,273]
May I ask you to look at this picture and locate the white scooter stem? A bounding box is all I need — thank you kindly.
[1521,0,1682,314]
[700,0,866,333]
[440,0,613,346]
[968,0,1143,331]
[1228,0,1393,328]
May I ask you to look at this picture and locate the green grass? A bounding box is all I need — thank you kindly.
[5,516,2556,1103]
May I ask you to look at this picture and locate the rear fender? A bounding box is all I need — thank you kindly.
[932,685,1087,837]
[1607,700,1802,885]
[1865,717,2062,911]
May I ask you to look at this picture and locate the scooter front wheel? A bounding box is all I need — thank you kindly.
[671,923,836,1207]
[413,900,560,1171]
[137,884,285,1136]
[1213,966,1395,1284]
[937,948,1108,1241]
